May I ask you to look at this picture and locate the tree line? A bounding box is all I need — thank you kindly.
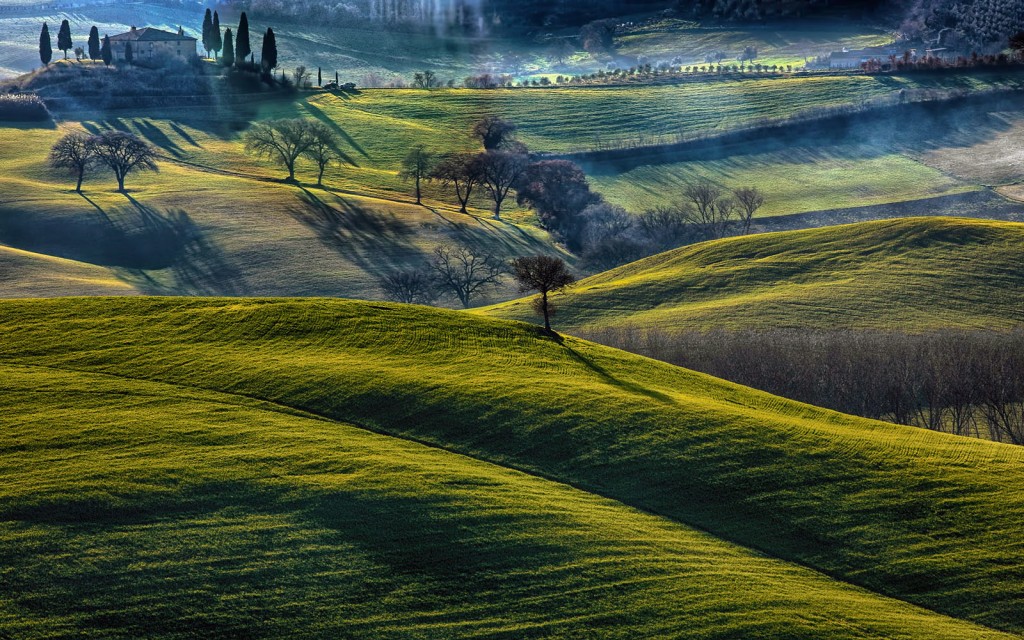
[578,326,1024,444]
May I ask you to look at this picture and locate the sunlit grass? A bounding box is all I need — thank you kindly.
[485,217,1024,331]
[0,297,1023,635]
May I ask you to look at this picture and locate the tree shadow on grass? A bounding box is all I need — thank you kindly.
[286,188,428,278]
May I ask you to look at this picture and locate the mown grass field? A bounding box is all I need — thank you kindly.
[486,217,1024,331]
[0,297,1023,637]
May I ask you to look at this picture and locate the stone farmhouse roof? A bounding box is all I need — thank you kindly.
[109,27,196,43]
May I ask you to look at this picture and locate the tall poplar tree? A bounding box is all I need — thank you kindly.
[57,19,72,59]
[261,27,277,74]
[201,8,213,58]
[87,26,100,61]
[39,23,52,66]
[235,12,251,65]
[101,34,112,66]
[211,11,222,60]
[222,28,234,67]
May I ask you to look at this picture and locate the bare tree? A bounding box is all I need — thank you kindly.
[430,244,505,308]
[431,153,484,214]
[91,131,158,192]
[293,65,310,88]
[511,255,575,332]
[302,120,340,187]
[412,70,439,88]
[479,149,529,219]
[49,132,96,193]
[399,146,433,205]
[733,186,765,234]
[379,268,437,305]
[243,119,316,182]
[683,178,736,240]
[472,116,517,150]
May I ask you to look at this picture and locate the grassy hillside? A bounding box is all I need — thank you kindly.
[3,363,1012,638]
[1,297,1024,635]
[486,217,1024,331]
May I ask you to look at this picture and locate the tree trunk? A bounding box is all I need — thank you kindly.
[493,198,502,219]
[542,291,551,332]
[318,165,325,186]
[415,176,421,204]
[116,171,125,192]
[75,169,84,193]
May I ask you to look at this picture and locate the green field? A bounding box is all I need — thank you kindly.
[0,298,1023,636]
[486,217,1024,331]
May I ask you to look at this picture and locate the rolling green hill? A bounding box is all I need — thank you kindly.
[1,297,1023,636]
[486,217,1024,331]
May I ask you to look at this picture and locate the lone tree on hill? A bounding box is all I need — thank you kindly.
[39,23,52,66]
[57,19,72,60]
[101,35,112,66]
[261,28,278,74]
[430,244,505,308]
[472,116,517,150]
[222,28,234,67]
[478,146,529,219]
[91,131,158,192]
[87,26,100,61]
[302,120,341,187]
[202,9,213,58]
[124,41,134,66]
[431,153,484,214]
[243,118,316,182]
[235,12,251,64]
[399,146,433,205]
[49,132,96,193]
[211,11,222,60]
[511,255,575,333]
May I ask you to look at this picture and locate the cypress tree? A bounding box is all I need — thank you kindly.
[261,27,277,74]
[87,26,100,60]
[222,28,234,67]
[212,11,222,60]
[39,23,52,66]
[125,41,134,66]
[235,12,251,65]
[201,8,213,58]
[101,35,111,66]
[318,67,322,86]
[335,70,339,84]
[57,19,72,59]
[101,35,112,66]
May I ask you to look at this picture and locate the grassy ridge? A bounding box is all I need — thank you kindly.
[2,364,1011,638]
[1,297,1023,634]
[486,217,1024,331]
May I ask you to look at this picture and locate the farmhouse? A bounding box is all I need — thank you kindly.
[108,26,197,63]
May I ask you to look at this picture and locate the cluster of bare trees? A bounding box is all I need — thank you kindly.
[243,118,341,185]
[580,327,1024,444]
[647,179,765,240]
[380,248,574,330]
[49,130,158,192]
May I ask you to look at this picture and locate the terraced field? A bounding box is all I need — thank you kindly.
[486,217,1024,331]
[0,298,1023,637]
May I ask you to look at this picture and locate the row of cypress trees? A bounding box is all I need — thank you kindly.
[39,21,111,66]
[202,10,278,73]
[37,12,277,73]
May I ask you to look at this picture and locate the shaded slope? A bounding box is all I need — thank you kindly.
[3,365,1011,638]
[486,217,1024,331]
[1,298,1023,634]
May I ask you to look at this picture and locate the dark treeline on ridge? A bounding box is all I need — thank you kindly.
[581,327,1024,444]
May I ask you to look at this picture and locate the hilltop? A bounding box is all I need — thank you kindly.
[0,297,1022,636]
[486,217,1024,331]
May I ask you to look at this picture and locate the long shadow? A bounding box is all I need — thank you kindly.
[561,341,676,405]
[286,188,427,278]
[169,122,201,148]
[135,120,184,158]
[305,102,370,160]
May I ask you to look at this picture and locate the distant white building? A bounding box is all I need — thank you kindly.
[829,46,901,69]
[107,26,197,63]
